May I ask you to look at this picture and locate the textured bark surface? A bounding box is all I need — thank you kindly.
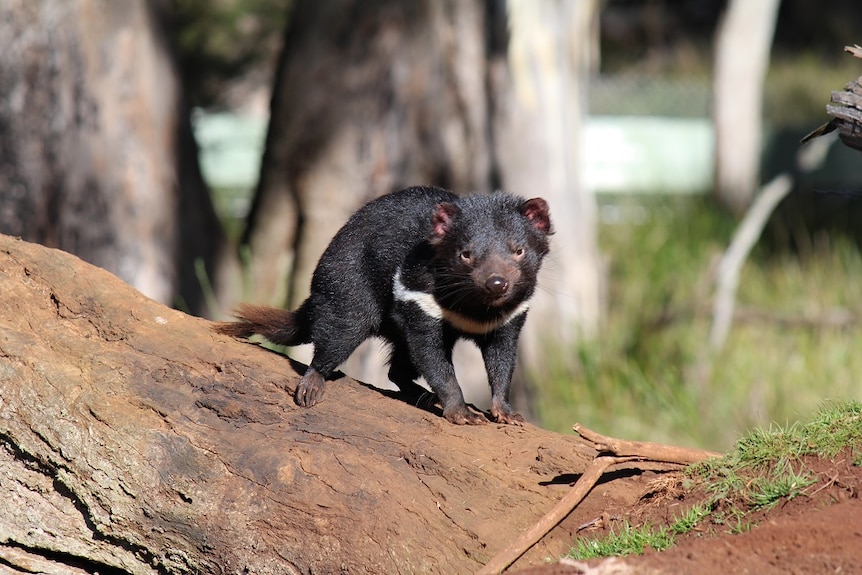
[0,234,650,574]
[817,46,862,153]
[0,0,224,316]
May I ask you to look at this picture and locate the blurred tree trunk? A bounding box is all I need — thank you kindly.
[712,0,782,216]
[242,0,601,413]
[0,0,226,316]
[502,0,602,371]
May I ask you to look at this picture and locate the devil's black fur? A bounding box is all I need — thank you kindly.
[215,186,552,425]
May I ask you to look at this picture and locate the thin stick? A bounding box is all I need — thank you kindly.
[475,455,636,575]
[713,120,836,351]
[477,426,723,574]
[844,44,862,58]
[709,173,794,351]
[573,423,723,464]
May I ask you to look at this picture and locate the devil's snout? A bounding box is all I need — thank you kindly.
[485,275,510,296]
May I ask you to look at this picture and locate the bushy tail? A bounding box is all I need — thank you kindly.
[213,303,312,346]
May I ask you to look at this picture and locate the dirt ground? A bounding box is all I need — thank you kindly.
[515,452,862,575]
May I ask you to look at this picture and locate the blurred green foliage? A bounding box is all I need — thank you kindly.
[598,0,862,125]
[765,56,862,126]
[170,0,289,108]
[536,195,862,451]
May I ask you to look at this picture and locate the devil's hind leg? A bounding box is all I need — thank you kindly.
[295,302,376,407]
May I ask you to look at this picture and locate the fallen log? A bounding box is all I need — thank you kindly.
[0,233,637,574]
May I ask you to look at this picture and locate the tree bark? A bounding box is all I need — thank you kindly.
[0,233,639,574]
[501,0,602,366]
[712,0,782,215]
[0,0,225,317]
[801,45,862,155]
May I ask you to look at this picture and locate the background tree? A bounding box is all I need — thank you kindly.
[244,0,499,308]
[171,0,286,111]
[0,0,224,315]
[712,0,782,215]
[503,0,602,370]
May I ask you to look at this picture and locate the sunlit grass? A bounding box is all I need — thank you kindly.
[569,401,861,560]
[693,400,862,476]
[569,521,674,560]
[689,400,859,517]
[568,502,712,560]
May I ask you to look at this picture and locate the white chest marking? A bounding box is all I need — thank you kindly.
[392,269,529,335]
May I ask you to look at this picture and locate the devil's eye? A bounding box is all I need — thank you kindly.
[513,247,525,259]
[459,250,472,263]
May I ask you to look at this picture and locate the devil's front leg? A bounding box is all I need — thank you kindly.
[478,315,527,425]
[392,305,487,425]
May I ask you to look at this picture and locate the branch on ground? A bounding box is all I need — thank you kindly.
[477,425,721,574]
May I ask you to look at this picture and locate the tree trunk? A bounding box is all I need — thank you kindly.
[501,0,602,366]
[0,0,225,317]
[712,0,782,215]
[0,233,643,574]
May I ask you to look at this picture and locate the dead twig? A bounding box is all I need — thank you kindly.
[476,425,721,574]
[709,173,794,351]
[574,423,723,464]
[476,455,636,575]
[845,44,862,59]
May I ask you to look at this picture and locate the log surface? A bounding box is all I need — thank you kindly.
[0,234,639,574]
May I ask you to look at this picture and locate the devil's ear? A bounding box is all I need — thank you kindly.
[521,198,552,234]
[430,202,459,242]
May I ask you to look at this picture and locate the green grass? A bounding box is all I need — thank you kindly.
[690,400,859,525]
[692,400,862,508]
[568,401,862,560]
[568,503,711,561]
[570,521,675,560]
[535,195,862,451]
[668,502,712,535]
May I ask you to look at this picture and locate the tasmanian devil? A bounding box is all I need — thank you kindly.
[215,185,552,425]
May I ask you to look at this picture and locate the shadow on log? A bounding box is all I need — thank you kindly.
[0,234,657,574]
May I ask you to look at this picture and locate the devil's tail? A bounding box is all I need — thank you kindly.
[213,302,312,346]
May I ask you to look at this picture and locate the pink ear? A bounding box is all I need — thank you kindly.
[521,198,552,233]
[431,203,459,240]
